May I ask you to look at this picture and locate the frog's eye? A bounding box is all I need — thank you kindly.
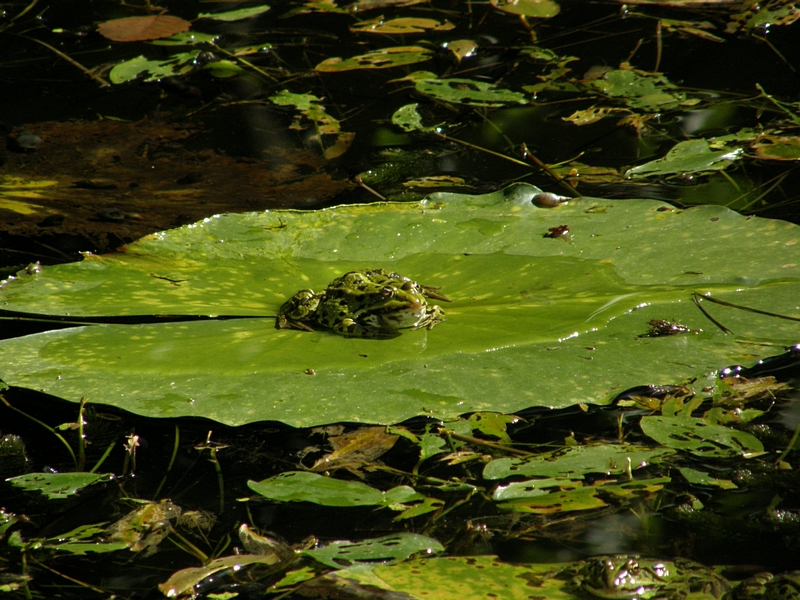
[380,286,394,297]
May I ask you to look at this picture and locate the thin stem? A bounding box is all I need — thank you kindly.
[443,430,533,457]
[0,394,77,469]
[18,35,110,87]
[89,439,117,474]
[153,424,180,499]
[77,397,86,471]
[168,526,209,563]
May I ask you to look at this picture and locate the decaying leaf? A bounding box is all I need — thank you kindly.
[97,15,191,42]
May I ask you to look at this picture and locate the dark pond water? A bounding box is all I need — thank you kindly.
[1,0,800,597]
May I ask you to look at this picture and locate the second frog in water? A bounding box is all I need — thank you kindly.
[276,269,450,338]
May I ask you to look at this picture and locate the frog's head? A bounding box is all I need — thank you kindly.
[338,271,432,329]
[579,556,668,599]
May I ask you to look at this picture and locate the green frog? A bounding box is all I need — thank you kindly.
[276,269,449,338]
[732,571,800,600]
[569,555,730,600]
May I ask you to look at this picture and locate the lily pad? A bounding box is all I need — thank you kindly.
[0,184,798,427]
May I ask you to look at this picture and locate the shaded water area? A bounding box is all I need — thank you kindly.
[2,0,800,598]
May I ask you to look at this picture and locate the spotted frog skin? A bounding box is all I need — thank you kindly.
[570,555,730,600]
[276,269,449,338]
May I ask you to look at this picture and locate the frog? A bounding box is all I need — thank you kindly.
[568,555,730,600]
[732,571,800,600]
[276,269,450,338]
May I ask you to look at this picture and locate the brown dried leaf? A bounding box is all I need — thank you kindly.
[98,15,191,42]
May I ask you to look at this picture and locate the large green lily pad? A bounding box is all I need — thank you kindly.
[0,184,798,426]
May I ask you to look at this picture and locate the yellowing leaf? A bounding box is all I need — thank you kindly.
[490,0,560,18]
[351,16,454,34]
[315,46,433,72]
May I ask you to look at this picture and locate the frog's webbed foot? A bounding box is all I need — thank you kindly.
[276,315,316,332]
[420,284,451,303]
[422,305,446,330]
[333,318,400,339]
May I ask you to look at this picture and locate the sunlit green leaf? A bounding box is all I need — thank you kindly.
[6,472,113,499]
[640,416,765,458]
[368,556,573,599]
[625,140,743,179]
[150,31,219,46]
[108,51,200,84]
[483,445,674,480]
[0,185,799,427]
[198,5,271,21]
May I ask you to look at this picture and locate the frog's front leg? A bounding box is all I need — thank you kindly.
[332,318,367,337]
[422,305,446,330]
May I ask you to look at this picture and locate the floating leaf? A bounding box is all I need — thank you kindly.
[108,51,200,84]
[1,185,799,427]
[626,140,743,179]
[590,69,694,111]
[303,533,444,568]
[415,78,528,107]
[248,472,420,507]
[640,416,765,458]
[350,16,454,34]
[490,0,560,18]
[97,15,191,42]
[483,444,674,480]
[368,556,573,599]
[6,472,112,499]
[198,5,271,21]
[679,467,737,489]
[315,46,432,71]
[150,31,219,46]
[160,554,286,598]
[751,135,800,161]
